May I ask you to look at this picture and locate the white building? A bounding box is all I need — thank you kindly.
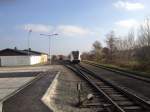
[0,48,48,66]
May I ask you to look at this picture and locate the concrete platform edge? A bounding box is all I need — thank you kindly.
[0,72,44,112]
[41,71,61,111]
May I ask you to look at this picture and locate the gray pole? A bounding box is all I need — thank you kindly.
[40,33,58,65]
[49,37,51,64]
[28,29,32,55]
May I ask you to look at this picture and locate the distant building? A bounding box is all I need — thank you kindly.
[0,48,48,66]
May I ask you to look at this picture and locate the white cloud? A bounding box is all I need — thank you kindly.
[57,25,94,37]
[114,1,145,11]
[115,19,139,29]
[24,24,53,33]
[22,24,98,37]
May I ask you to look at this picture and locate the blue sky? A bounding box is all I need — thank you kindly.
[0,0,150,55]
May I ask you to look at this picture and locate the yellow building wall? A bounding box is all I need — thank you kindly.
[40,54,48,63]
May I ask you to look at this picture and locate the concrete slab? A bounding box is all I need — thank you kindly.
[3,71,57,112]
[0,77,34,88]
[42,72,60,111]
[0,78,35,100]
[0,71,41,112]
[0,65,53,73]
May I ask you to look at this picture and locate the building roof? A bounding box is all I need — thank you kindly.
[23,49,47,55]
[0,48,47,56]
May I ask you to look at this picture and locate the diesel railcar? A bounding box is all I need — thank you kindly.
[69,51,81,64]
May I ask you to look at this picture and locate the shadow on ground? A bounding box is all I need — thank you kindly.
[0,72,39,78]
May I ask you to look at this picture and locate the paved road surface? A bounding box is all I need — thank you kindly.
[3,71,56,112]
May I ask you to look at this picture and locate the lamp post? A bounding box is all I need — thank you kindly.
[27,29,32,55]
[40,33,58,64]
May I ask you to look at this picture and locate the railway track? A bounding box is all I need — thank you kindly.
[83,61,150,83]
[66,64,150,112]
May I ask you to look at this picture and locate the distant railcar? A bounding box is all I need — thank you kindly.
[69,51,81,64]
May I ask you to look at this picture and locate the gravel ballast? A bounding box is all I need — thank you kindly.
[81,63,150,100]
[42,66,104,112]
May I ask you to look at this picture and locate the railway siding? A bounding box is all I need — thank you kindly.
[82,61,150,80]
[80,62,150,100]
[66,64,150,112]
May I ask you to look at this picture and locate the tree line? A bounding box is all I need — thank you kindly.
[81,18,150,72]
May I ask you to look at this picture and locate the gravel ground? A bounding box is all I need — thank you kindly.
[3,71,56,112]
[44,66,105,112]
[81,63,150,100]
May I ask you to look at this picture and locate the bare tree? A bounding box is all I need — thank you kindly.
[124,31,136,61]
[81,52,95,61]
[138,18,150,47]
[92,41,102,61]
[126,31,136,50]
[136,18,150,65]
[81,52,90,60]
[93,41,102,50]
[101,47,109,62]
[105,31,117,61]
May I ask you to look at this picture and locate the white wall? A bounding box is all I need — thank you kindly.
[0,56,30,66]
[30,56,41,65]
[0,55,46,66]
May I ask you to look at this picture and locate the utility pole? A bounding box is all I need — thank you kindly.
[28,29,32,55]
[40,33,58,64]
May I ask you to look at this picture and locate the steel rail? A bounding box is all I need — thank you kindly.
[65,64,126,112]
[83,61,150,83]
[65,63,150,112]
[78,64,150,111]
